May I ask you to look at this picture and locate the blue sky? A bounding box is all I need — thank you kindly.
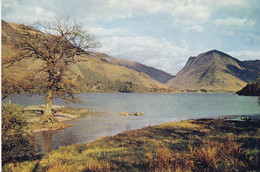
[2,0,260,74]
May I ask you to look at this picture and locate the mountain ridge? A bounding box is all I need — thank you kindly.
[167,50,260,92]
[90,52,175,83]
[2,20,260,93]
[1,20,168,93]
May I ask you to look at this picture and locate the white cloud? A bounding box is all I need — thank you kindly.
[77,0,171,23]
[201,0,247,8]
[228,50,260,61]
[186,25,204,32]
[172,3,210,25]
[215,17,256,35]
[88,27,130,37]
[2,0,260,74]
[2,0,172,24]
[98,36,191,74]
[2,1,54,24]
[215,17,255,27]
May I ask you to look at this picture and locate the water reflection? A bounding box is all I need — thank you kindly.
[125,124,131,131]
[41,131,55,152]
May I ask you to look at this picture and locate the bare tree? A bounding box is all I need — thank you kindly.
[4,16,100,124]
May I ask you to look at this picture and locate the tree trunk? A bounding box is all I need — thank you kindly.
[40,89,58,124]
[44,89,53,117]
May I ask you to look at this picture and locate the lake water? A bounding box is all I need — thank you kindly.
[5,93,260,152]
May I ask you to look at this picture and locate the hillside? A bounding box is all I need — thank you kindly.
[236,81,260,96]
[91,52,174,83]
[167,50,260,92]
[1,20,168,93]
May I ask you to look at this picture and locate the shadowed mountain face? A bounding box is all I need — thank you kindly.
[1,20,167,93]
[91,52,175,84]
[167,50,260,92]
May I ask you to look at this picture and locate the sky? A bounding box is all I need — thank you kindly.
[1,0,260,75]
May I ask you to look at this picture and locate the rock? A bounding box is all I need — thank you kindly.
[128,112,144,116]
[120,112,128,116]
[241,116,251,121]
[135,112,141,116]
[135,112,145,116]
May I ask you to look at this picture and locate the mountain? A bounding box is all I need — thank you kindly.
[1,20,168,93]
[3,20,259,93]
[167,50,260,92]
[91,52,175,83]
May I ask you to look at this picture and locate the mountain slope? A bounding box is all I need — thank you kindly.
[91,52,175,83]
[1,20,167,93]
[236,81,260,96]
[167,50,260,92]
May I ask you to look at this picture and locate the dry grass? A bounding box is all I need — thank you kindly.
[44,160,110,172]
[187,138,245,171]
[3,119,259,171]
[145,137,247,172]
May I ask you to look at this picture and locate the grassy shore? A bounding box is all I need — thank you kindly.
[22,105,95,132]
[3,118,260,171]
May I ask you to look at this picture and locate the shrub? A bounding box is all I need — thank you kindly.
[146,138,247,171]
[236,81,260,96]
[117,81,134,93]
[2,103,39,163]
[188,138,246,171]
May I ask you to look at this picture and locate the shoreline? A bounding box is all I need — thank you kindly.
[4,118,260,171]
[23,105,95,132]
[27,102,259,133]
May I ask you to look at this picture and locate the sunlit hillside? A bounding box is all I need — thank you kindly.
[1,20,168,93]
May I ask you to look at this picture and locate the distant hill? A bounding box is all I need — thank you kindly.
[91,52,175,84]
[236,81,260,96]
[167,50,260,92]
[1,20,168,93]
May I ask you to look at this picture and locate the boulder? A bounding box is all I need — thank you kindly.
[120,112,129,116]
[129,112,144,116]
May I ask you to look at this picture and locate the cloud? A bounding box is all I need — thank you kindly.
[1,0,213,27]
[215,17,255,27]
[98,35,191,74]
[2,0,259,74]
[186,25,204,32]
[2,0,172,24]
[171,3,210,25]
[201,0,247,8]
[215,17,256,35]
[2,0,55,24]
[85,0,170,22]
[228,50,260,61]
[88,27,130,37]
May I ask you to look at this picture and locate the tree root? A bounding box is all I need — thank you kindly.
[39,115,59,125]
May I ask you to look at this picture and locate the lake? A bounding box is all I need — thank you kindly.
[5,93,260,152]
